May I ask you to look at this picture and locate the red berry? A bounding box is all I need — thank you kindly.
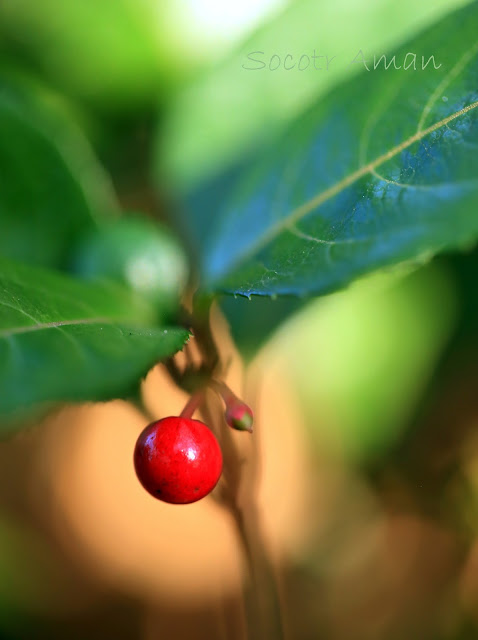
[134,417,223,504]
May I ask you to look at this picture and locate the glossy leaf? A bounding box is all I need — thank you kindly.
[159,0,469,192]
[193,2,478,298]
[0,257,189,424]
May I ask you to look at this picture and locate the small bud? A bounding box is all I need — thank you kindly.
[210,379,254,434]
[225,402,254,433]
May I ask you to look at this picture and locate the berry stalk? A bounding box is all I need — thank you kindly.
[179,390,205,419]
[211,379,254,433]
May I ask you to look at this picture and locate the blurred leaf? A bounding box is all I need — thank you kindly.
[0,73,117,268]
[220,260,430,358]
[0,257,188,425]
[193,2,478,297]
[158,0,470,190]
[0,0,183,112]
[220,294,303,359]
[70,214,189,313]
[273,265,457,461]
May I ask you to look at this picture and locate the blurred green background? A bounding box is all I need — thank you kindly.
[0,1,477,639]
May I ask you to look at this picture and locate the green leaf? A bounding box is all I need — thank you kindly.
[220,294,303,360]
[0,257,189,424]
[193,2,478,297]
[159,0,470,191]
[0,74,117,268]
[0,0,179,112]
[272,265,458,461]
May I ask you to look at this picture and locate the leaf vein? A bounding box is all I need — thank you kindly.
[0,317,114,338]
[226,99,478,275]
[417,39,478,132]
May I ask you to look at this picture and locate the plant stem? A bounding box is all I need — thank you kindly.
[189,295,220,373]
[180,390,204,419]
[202,392,284,640]
[169,300,284,638]
[210,379,238,405]
[233,501,284,640]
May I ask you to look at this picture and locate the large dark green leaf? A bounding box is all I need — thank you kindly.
[0,74,117,268]
[220,294,304,359]
[0,257,189,424]
[159,0,469,192]
[193,2,478,298]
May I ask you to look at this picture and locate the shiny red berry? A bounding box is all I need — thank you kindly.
[134,417,223,504]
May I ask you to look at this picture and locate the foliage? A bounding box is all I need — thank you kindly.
[0,0,477,427]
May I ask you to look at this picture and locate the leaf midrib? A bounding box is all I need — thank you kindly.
[0,317,117,338]
[216,99,478,281]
